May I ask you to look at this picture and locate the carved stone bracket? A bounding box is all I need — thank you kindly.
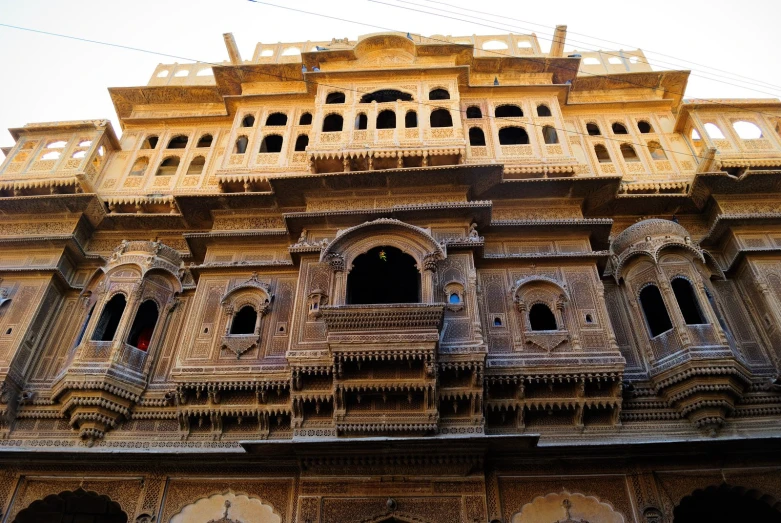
[525,332,569,353]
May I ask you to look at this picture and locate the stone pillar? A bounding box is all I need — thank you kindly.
[421,252,440,303]
[328,254,346,305]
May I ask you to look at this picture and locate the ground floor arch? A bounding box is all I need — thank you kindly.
[674,484,781,523]
[13,488,127,523]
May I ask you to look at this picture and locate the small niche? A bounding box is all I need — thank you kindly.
[493,317,502,327]
[5,328,11,335]
[585,314,593,323]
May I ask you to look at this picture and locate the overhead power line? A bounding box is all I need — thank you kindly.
[243,0,781,121]
[0,19,755,163]
[369,0,781,99]
[417,0,781,93]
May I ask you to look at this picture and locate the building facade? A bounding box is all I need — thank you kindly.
[0,30,780,522]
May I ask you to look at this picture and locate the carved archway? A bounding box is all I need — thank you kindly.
[169,492,281,523]
[513,490,625,523]
[320,219,446,304]
[14,488,128,523]
[673,484,781,522]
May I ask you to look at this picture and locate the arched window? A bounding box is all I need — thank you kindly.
[639,285,673,337]
[299,112,313,125]
[376,110,396,129]
[647,141,667,160]
[259,134,283,153]
[529,303,557,331]
[241,114,255,127]
[594,144,611,162]
[637,120,653,133]
[355,113,368,130]
[129,157,149,176]
[498,126,529,145]
[196,134,213,148]
[265,112,288,126]
[542,126,558,144]
[155,157,180,176]
[323,114,344,132]
[466,106,482,119]
[346,246,420,304]
[230,305,258,335]
[429,88,450,100]
[612,122,628,134]
[294,134,309,151]
[405,111,418,128]
[167,135,188,149]
[704,123,725,139]
[536,104,552,117]
[732,120,763,139]
[620,143,640,162]
[127,300,159,351]
[469,127,486,146]
[92,294,126,342]
[586,123,601,136]
[430,109,453,128]
[325,92,346,104]
[186,155,205,174]
[671,278,706,325]
[359,89,413,103]
[141,135,159,149]
[495,104,523,118]
[234,136,249,154]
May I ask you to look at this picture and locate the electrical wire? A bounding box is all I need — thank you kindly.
[419,0,781,92]
[0,19,744,162]
[369,0,781,99]
[243,0,781,121]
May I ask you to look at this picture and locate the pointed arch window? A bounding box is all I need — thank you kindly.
[376,110,396,129]
[265,112,288,126]
[536,104,552,117]
[466,106,482,119]
[529,303,557,331]
[639,285,673,337]
[469,127,486,146]
[241,114,255,127]
[594,144,611,162]
[499,126,529,145]
[196,134,213,148]
[671,278,706,325]
[294,134,309,151]
[429,88,450,100]
[586,123,601,136]
[355,113,368,130]
[542,126,559,144]
[230,305,258,335]
[127,300,159,351]
[620,143,640,162]
[299,112,313,125]
[167,135,188,149]
[430,109,452,128]
[495,104,523,118]
[234,136,249,154]
[259,134,283,153]
[92,294,126,342]
[648,141,667,160]
[325,92,346,104]
[323,114,344,132]
[186,155,205,174]
[405,111,418,128]
[612,122,628,134]
[637,120,653,133]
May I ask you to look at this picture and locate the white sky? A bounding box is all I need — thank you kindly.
[2,0,781,157]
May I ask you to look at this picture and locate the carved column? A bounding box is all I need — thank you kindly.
[327,254,346,304]
[421,252,440,303]
[111,282,145,357]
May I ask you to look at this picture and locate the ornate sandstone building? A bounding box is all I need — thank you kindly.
[0,28,780,522]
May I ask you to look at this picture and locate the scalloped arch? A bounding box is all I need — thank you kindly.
[513,490,624,523]
[510,275,568,299]
[320,219,445,267]
[170,491,281,523]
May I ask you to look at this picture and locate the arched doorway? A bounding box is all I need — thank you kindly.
[674,485,781,523]
[14,488,127,523]
[346,245,420,304]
